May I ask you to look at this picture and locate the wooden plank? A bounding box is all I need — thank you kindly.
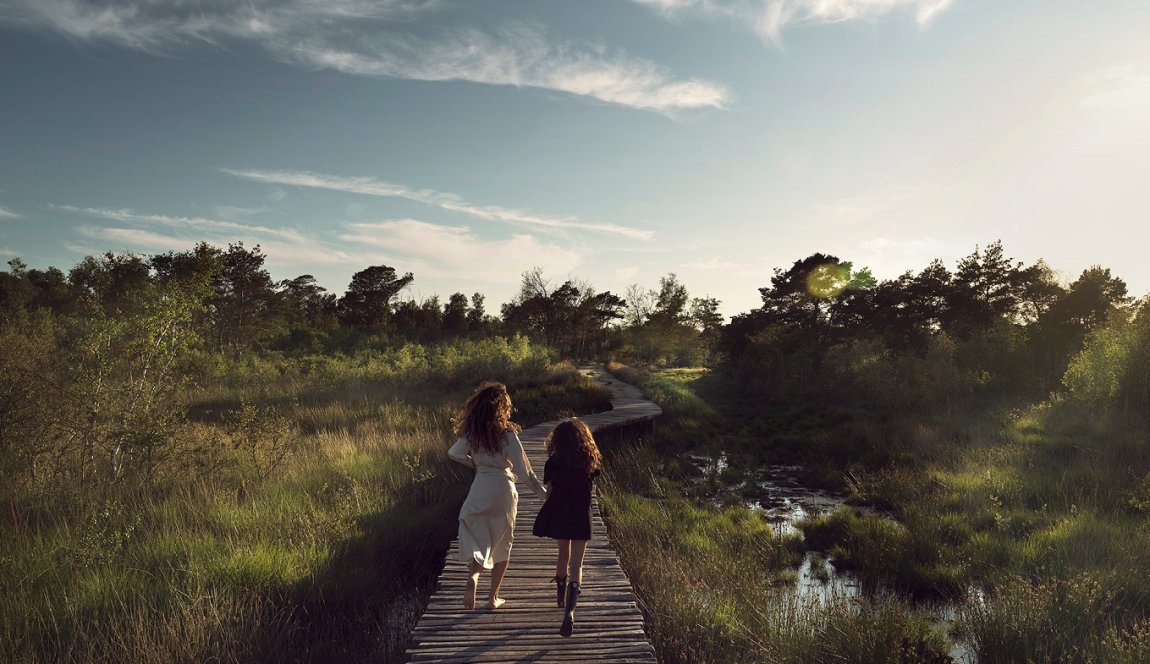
[404,366,660,663]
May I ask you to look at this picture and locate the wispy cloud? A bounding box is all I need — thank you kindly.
[1081,64,1150,111]
[1,1,727,113]
[0,206,20,219]
[76,226,200,253]
[285,25,727,113]
[341,219,582,283]
[57,204,364,264]
[222,168,655,240]
[53,205,309,243]
[855,237,957,278]
[683,257,735,270]
[627,0,955,41]
[75,224,362,265]
[801,184,924,226]
[214,205,271,219]
[55,202,577,282]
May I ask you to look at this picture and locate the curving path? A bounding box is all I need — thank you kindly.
[405,366,662,663]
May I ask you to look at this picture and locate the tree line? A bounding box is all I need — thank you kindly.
[3,237,1147,496]
[719,241,1149,436]
[0,242,719,497]
[0,242,722,362]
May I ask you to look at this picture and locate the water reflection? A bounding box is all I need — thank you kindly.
[681,453,976,663]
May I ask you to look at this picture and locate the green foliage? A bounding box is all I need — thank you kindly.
[1063,308,1138,405]
[500,267,627,359]
[599,440,951,664]
[225,401,301,481]
[961,573,1150,663]
[0,329,597,663]
[798,507,966,599]
[338,264,414,328]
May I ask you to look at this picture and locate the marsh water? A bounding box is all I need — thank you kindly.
[683,454,976,662]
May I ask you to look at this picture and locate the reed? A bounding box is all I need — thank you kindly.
[0,343,609,663]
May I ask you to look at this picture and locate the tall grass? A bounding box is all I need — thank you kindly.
[600,363,956,661]
[598,441,953,663]
[0,340,610,663]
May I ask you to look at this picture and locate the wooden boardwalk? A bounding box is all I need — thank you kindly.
[406,366,663,663]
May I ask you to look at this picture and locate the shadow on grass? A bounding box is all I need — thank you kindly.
[272,467,469,663]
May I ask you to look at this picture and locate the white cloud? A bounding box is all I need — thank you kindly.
[615,266,641,280]
[60,204,364,265]
[285,25,727,113]
[214,205,270,219]
[74,224,363,265]
[801,184,924,227]
[222,168,655,240]
[683,257,735,270]
[53,205,309,242]
[341,219,581,283]
[57,202,577,284]
[1,247,17,256]
[1081,65,1150,111]
[77,226,199,253]
[0,206,20,219]
[855,237,956,278]
[626,0,955,41]
[1,1,727,113]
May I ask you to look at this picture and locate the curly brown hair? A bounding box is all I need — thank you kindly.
[453,381,521,454]
[545,418,601,474]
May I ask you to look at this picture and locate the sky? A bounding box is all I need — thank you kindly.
[2,0,1149,318]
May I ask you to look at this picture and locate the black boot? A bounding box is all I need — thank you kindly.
[553,576,567,608]
[559,581,580,637]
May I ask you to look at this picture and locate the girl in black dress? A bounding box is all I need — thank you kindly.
[532,418,602,637]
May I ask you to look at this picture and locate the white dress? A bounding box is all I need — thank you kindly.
[448,431,546,569]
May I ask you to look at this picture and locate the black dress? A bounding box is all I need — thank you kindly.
[532,456,599,541]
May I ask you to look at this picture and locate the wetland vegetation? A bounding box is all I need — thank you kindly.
[3,239,1149,662]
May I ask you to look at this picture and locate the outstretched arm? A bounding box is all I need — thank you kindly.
[447,437,475,468]
[507,432,547,499]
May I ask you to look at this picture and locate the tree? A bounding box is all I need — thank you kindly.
[69,252,152,316]
[1,259,75,320]
[501,269,625,358]
[1048,266,1131,334]
[68,282,205,486]
[757,254,874,344]
[649,273,689,327]
[392,296,443,340]
[206,243,280,348]
[569,287,626,358]
[501,269,561,347]
[1016,259,1065,325]
[944,241,1025,336]
[278,274,337,329]
[628,273,704,365]
[442,292,469,337]
[150,242,222,298]
[689,296,725,363]
[467,292,489,334]
[0,259,37,321]
[856,261,951,352]
[622,284,654,328]
[339,265,414,329]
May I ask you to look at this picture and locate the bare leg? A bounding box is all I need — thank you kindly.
[464,560,481,610]
[560,541,588,637]
[488,560,509,609]
[568,540,588,585]
[556,539,572,579]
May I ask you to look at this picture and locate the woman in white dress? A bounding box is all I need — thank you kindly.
[448,381,546,610]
